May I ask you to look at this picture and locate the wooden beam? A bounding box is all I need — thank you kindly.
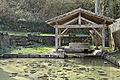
[78,13,81,25]
[81,17,97,25]
[55,23,58,51]
[63,17,78,25]
[58,25,102,29]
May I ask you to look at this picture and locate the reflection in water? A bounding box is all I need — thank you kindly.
[0,58,120,80]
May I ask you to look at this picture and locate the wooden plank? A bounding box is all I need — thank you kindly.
[63,17,78,25]
[58,25,102,29]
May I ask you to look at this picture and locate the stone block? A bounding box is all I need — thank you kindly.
[69,43,90,49]
[29,54,40,58]
[64,48,84,53]
[18,54,29,58]
[0,55,3,58]
[3,53,18,58]
[49,55,59,58]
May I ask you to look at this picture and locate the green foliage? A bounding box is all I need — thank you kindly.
[0,46,16,55]
[90,45,112,51]
[0,0,120,33]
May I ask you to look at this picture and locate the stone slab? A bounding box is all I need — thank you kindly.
[18,54,29,58]
[69,43,90,49]
[29,54,40,58]
[3,53,18,58]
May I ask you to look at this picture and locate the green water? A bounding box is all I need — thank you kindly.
[0,58,120,80]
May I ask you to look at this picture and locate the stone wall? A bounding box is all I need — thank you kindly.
[112,30,120,51]
[109,18,120,51]
[0,33,92,47]
[0,32,10,48]
[28,34,92,46]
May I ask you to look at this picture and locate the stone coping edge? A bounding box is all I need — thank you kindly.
[102,54,120,67]
[0,53,100,59]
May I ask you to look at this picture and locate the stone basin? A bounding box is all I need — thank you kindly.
[69,43,90,49]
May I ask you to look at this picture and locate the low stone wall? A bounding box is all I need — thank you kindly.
[28,34,55,46]
[28,34,92,46]
[0,32,10,48]
[0,33,92,47]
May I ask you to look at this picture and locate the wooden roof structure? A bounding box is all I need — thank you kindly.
[46,8,114,27]
[46,8,115,52]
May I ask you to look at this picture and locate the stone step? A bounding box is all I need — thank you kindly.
[10,36,27,39]
[16,42,34,46]
[10,38,28,41]
[23,45,35,48]
[15,40,30,43]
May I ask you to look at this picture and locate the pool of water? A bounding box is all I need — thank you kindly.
[0,58,120,80]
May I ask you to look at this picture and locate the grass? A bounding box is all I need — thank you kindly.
[0,44,55,55]
[90,45,113,51]
[0,46,16,55]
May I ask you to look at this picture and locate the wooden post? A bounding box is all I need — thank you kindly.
[78,13,81,25]
[102,22,105,51]
[55,23,58,51]
[59,29,62,48]
[89,30,94,45]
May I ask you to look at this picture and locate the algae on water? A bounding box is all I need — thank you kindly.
[0,58,120,80]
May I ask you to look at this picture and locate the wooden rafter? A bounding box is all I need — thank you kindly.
[63,17,78,25]
[81,17,97,25]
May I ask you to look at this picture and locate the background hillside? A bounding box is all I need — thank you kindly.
[0,0,120,33]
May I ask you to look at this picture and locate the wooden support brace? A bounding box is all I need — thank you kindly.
[58,28,68,38]
[92,28,102,38]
